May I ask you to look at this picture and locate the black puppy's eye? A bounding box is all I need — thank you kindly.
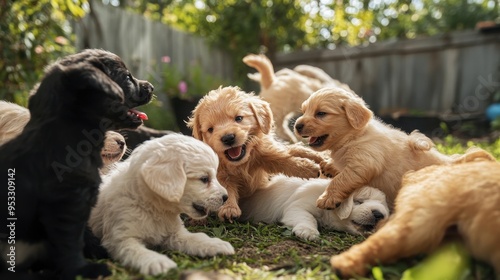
[200,176,210,184]
[316,111,326,117]
[354,200,362,205]
[235,116,243,122]
[207,127,214,133]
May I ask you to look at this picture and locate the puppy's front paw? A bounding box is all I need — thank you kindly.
[330,254,368,278]
[294,158,321,178]
[139,254,177,275]
[320,161,338,178]
[316,191,343,210]
[197,238,235,257]
[218,203,242,222]
[293,225,320,241]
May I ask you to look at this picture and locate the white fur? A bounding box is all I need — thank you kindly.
[89,134,235,275]
[239,175,389,240]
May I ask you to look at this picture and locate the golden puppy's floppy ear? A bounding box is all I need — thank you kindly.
[140,156,185,202]
[336,194,354,220]
[249,96,273,134]
[186,103,203,141]
[344,98,373,129]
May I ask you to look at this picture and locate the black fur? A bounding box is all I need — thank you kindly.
[0,49,153,279]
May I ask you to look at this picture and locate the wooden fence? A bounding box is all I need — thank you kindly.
[274,30,500,119]
[74,1,233,84]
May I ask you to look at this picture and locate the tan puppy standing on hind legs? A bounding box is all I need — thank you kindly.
[294,87,480,210]
[187,86,325,222]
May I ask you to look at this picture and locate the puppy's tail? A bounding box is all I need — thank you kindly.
[408,130,434,151]
[450,147,496,164]
[243,54,275,89]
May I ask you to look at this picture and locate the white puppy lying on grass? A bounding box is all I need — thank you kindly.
[89,134,234,275]
[239,175,389,240]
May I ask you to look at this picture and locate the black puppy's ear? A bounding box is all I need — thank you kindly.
[62,63,124,102]
[28,63,124,120]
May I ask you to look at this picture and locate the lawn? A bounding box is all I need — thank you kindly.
[96,136,500,280]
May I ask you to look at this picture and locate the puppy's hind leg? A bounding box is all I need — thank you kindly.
[330,209,449,278]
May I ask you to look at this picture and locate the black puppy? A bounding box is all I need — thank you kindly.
[0,49,153,279]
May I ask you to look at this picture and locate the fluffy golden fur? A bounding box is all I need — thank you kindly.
[330,158,500,278]
[294,87,489,210]
[243,54,351,143]
[187,86,324,221]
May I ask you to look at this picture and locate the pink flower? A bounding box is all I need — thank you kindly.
[161,56,171,63]
[178,81,188,94]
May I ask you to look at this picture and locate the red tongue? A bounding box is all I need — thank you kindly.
[309,137,318,145]
[227,146,242,159]
[129,109,148,120]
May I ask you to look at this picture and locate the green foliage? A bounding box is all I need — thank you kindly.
[150,56,232,101]
[0,0,88,105]
[436,135,500,159]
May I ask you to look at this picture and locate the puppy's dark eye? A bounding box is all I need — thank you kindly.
[235,116,243,122]
[200,176,210,184]
[354,200,362,205]
[316,112,326,117]
[126,73,133,82]
[207,127,214,133]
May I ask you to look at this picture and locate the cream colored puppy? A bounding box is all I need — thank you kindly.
[243,54,351,143]
[294,87,460,210]
[239,175,389,240]
[89,134,234,275]
[0,101,30,145]
[331,159,500,278]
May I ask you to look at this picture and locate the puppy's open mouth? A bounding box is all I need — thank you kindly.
[101,151,124,161]
[309,135,328,147]
[127,108,148,121]
[224,145,246,161]
[192,203,208,217]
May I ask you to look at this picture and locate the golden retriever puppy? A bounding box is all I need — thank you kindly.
[89,134,234,275]
[243,54,351,143]
[330,159,500,278]
[0,101,30,145]
[187,86,324,221]
[0,101,127,174]
[294,87,462,210]
[239,175,389,240]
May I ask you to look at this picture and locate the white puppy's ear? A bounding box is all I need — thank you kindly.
[249,97,273,134]
[336,194,354,220]
[141,157,186,202]
[344,98,373,129]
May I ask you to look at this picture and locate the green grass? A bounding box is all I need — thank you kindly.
[97,136,499,280]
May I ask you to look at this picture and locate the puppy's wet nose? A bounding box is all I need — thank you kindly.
[295,123,304,133]
[372,210,385,222]
[142,82,154,92]
[221,134,236,146]
[222,195,228,203]
[116,139,125,149]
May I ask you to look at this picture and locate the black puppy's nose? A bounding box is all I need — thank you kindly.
[372,210,385,222]
[116,139,125,150]
[141,82,154,92]
[221,134,235,146]
[295,123,304,133]
[222,195,228,203]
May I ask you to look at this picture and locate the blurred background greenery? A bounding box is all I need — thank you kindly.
[1,0,498,130]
